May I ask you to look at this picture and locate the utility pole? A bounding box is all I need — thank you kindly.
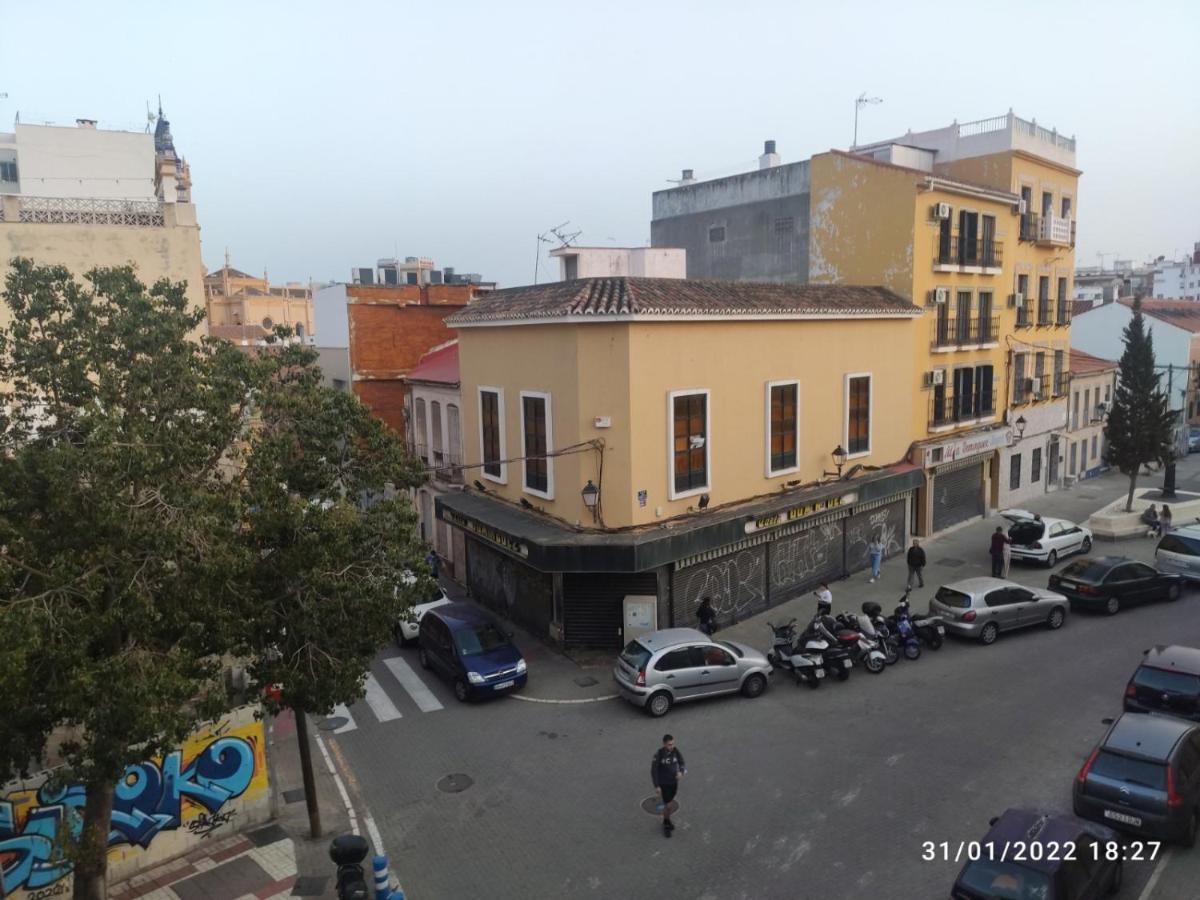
[853,93,882,148]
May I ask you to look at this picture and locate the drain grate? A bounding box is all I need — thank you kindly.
[573,675,599,687]
[246,823,288,847]
[938,557,965,568]
[282,789,306,805]
[437,773,474,794]
[317,716,347,732]
[291,875,329,896]
[640,796,680,816]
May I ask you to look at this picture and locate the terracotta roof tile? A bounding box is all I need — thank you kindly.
[447,277,920,325]
[1119,299,1200,333]
[1068,349,1117,376]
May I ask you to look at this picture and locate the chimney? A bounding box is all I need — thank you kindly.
[1193,241,1200,265]
[680,168,696,185]
[75,118,97,129]
[758,140,780,170]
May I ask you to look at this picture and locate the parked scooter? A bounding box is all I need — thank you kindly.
[833,613,888,674]
[800,612,853,682]
[766,619,826,689]
[860,602,900,665]
[890,590,945,650]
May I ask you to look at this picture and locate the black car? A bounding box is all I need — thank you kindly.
[1048,556,1183,615]
[1125,645,1200,722]
[1074,712,1200,845]
[951,809,1122,900]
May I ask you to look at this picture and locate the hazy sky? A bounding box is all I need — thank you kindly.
[3,0,1197,287]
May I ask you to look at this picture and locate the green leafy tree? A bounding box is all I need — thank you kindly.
[235,335,429,837]
[1103,297,1176,511]
[0,260,258,900]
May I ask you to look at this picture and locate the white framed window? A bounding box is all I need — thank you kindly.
[519,390,554,500]
[765,379,800,477]
[668,389,711,500]
[844,373,872,458]
[414,397,428,462]
[478,386,506,484]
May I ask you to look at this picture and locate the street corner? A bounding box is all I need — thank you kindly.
[507,669,619,704]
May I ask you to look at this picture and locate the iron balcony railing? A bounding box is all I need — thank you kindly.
[1013,373,1053,406]
[931,315,1000,349]
[1053,373,1071,399]
[434,452,464,484]
[1015,296,1035,328]
[1036,297,1054,326]
[1056,299,1072,325]
[935,236,1002,268]
[930,390,997,428]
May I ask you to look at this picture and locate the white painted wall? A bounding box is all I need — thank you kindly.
[552,247,686,280]
[1072,303,1192,411]
[1153,260,1200,300]
[313,283,349,349]
[12,123,156,199]
[998,399,1068,506]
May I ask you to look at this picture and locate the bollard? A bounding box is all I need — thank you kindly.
[372,855,388,898]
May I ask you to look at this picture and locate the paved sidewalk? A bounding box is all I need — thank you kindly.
[110,709,355,900]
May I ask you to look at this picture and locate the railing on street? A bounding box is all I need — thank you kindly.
[930,390,997,428]
[931,315,1000,349]
[935,236,1002,268]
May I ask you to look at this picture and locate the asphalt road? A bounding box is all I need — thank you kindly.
[327,461,1200,900]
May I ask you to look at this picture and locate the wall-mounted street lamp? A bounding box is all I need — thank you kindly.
[581,479,599,522]
[823,445,848,480]
[1015,415,1027,439]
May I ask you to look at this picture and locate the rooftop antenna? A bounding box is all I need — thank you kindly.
[853,92,883,148]
[533,229,556,285]
[145,100,155,132]
[549,221,582,248]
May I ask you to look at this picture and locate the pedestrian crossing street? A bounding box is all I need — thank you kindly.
[328,653,446,734]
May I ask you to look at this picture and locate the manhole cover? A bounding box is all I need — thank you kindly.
[437,773,474,794]
[282,788,305,805]
[938,557,965,568]
[640,796,680,816]
[574,675,599,687]
[291,875,329,896]
[317,716,348,731]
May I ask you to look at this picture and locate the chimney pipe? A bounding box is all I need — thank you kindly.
[680,168,696,185]
[758,140,781,170]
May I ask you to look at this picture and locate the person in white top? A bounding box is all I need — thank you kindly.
[813,582,832,610]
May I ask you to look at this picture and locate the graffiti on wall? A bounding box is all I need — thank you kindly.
[675,545,767,627]
[768,523,844,600]
[845,502,905,575]
[0,710,268,897]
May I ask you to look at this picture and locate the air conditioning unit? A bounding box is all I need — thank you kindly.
[1017,199,1028,215]
[933,202,952,220]
[1023,377,1036,395]
[932,287,949,304]
[923,369,945,388]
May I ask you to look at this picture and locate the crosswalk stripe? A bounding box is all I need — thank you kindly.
[363,673,403,722]
[384,656,445,713]
[331,703,358,733]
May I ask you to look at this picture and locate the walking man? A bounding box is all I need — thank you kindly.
[651,734,687,837]
[868,534,885,583]
[906,539,926,589]
[989,526,1009,578]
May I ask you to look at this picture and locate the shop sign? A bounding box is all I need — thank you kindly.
[441,508,530,558]
[922,428,1009,468]
[744,492,857,534]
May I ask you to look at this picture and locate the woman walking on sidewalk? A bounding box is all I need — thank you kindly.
[868,534,885,583]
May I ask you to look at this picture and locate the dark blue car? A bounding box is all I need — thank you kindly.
[417,602,527,702]
[952,809,1122,899]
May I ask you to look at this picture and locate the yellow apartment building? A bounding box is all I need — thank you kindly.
[438,278,923,647]
[204,255,315,345]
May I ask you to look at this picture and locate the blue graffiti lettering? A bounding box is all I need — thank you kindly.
[0,736,257,895]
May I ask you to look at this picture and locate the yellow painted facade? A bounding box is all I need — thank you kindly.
[456,314,917,530]
[204,261,315,342]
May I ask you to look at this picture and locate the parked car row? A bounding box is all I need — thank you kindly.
[953,645,1200,898]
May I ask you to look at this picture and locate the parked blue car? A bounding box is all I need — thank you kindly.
[417,602,527,702]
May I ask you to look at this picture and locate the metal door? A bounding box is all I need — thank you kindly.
[672,544,767,629]
[1047,438,1059,484]
[932,462,984,532]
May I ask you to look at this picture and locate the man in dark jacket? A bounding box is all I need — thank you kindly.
[906,539,926,589]
[651,734,687,837]
[989,526,1010,578]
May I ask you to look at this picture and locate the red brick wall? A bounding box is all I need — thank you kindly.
[353,381,409,435]
[348,304,463,379]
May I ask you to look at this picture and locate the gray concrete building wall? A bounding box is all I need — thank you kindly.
[650,160,810,283]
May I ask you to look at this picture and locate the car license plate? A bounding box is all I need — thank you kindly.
[842,659,852,668]
[1103,809,1142,827]
[814,669,825,678]
[494,680,515,690]
[936,626,945,635]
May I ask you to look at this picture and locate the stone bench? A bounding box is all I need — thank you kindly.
[1086,489,1200,541]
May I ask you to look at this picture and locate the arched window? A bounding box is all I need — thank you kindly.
[413,398,428,462]
[446,404,461,479]
[431,401,444,468]
[295,323,305,339]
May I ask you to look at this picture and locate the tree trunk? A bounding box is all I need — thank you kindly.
[1125,470,1138,512]
[1164,462,1177,498]
[72,779,114,900]
[294,709,323,838]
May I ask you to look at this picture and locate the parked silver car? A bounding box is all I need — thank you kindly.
[929,577,1069,645]
[1157,525,1200,582]
[613,628,771,717]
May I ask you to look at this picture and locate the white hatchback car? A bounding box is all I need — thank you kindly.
[394,588,452,645]
[1000,508,1093,567]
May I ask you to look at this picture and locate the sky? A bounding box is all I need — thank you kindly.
[2,0,1198,288]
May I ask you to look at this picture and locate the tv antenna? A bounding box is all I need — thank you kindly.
[549,221,582,248]
[533,229,556,285]
[853,92,883,148]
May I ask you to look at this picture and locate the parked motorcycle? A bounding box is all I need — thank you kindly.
[890,591,945,650]
[800,614,854,682]
[833,613,888,674]
[872,600,920,660]
[766,619,826,688]
[860,602,901,665]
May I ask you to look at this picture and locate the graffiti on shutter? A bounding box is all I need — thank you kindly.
[672,544,767,628]
[767,520,844,603]
[845,500,906,574]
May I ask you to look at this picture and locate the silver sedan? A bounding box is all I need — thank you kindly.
[613,627,772,717]
[928,577,1069,645]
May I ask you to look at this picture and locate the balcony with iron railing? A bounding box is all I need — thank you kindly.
[1036,297,1055,326]
[1053,373,1072,399]
[434,450,464,484]
[1015,296,1035,328]
[1056,298,1072,326]
[1013,373,1053,406]
[931,315,1000,350]
[934,236,1003,271]
[929,390,997,429]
